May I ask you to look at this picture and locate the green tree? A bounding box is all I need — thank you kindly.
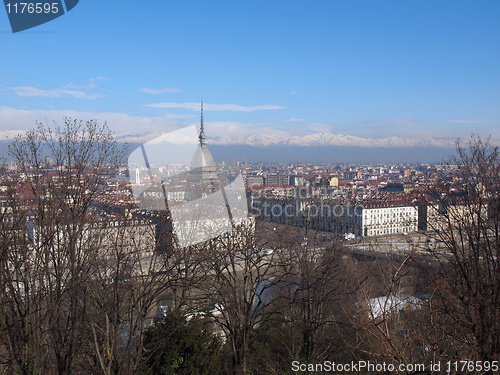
[141,309,221,375]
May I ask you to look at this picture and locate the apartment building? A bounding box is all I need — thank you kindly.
[361,202,418,237]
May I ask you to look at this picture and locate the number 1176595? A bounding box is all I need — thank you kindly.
[446,361,498,373]
[5,2,59,14]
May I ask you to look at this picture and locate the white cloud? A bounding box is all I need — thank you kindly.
[444,119,490,124]
[162,113,197,119]
[139,87,182,94]
[13,86,61,98]
[189,121,458,148]
[63,77,108,91]
[145,102,284,112]
[56,89,104,100]
[206,121,290,143]
[11,78,106,100]
[287,118,305,122]
[307,123,331,132]
[343,116,500,142]
[0,129,28,139]
[0,106,185,137]
[107,129,461,148]
[1,107,497,148]
[198,119,500,148]
[209,131,457,148]
[290,91,298,95]
[331,116,448,140]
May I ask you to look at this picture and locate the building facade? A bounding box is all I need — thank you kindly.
[361,204,418,237]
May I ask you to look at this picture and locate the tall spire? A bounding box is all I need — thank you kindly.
[199,100,206,147]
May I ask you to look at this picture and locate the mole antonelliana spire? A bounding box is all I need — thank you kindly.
[199,100,207,147]
[190,100,216,181]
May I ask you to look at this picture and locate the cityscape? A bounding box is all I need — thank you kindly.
[1,111,498,374]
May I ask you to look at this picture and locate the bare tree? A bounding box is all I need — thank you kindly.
[0,118,140,374]
[83,217,174,375]
[276,228,356,362]
[424,135,500,364]
[193,220,276,375]
[0,167,54,374]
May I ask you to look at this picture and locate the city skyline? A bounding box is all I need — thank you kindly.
[1,3,499,366]
[1,1,499,161]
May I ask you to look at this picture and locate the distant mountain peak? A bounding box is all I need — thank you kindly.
[0,129,455,149]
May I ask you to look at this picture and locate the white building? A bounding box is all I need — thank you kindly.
[361,203,418,237]
[251,195,419,237]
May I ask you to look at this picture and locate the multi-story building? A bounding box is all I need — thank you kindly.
[246,175,264,189]
[266,172,290,186]
[361,202,418,237]
[251,194,419,237]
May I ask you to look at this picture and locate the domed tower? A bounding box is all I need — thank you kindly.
[190,101,217,182]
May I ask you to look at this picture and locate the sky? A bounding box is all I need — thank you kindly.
[1,0,499,157]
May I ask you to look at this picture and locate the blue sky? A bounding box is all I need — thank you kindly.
[1,0,499,149]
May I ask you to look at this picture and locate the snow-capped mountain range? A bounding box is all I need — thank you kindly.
[0,130,455,148]
[114,131,455,148]
[210,132,454,148]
